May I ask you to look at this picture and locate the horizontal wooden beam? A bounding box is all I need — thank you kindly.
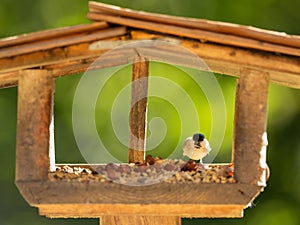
[0,26,126,59]
[38,203,244,218]
[0,22,108,48]
[16,179,263,206]
[0,31,299,89]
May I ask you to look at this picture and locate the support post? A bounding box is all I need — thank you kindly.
[128,55,149,164]
[16,69,54,181]
[100,216,181,225]
[233,68,269,185]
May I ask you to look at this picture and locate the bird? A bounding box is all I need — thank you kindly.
[183,133,211,164]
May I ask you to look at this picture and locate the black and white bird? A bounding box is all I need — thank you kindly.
[183,133,211,164]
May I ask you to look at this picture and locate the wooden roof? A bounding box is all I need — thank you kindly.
[87,1,300,56]
[0,1,299,88]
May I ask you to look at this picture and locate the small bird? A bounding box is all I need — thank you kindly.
[183,133,211,164]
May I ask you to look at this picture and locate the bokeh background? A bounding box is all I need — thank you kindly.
[0,0,299,225]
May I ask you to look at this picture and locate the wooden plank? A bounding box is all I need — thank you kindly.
[16,180,262,205]
[233,68,269,185]
[87,12,300,57]
[0,41,118,76]
[101,216,181,225]
[128,55,149,163]
[0,27,126,59]
[38,204,244,218]
[16,70,54,181]
[89,1,300,48]
[0,50,130,89]
[0,33,299,89]
[0,22,108,48]
[51,55,129,77]
[0,71,19,88]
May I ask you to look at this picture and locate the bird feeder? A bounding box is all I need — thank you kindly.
[0,2,300,225]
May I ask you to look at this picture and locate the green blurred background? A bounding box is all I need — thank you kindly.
[0,0,299,225]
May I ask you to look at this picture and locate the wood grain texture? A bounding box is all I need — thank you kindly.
[88,1,300,48]
[38,203,244,218]
[0,34,128,76]
[16,179,263,206]
[0,27,126,59]
[233,68,269,185]
[101,216,181,225]
[129,55,149,163]
[16,70,54,181]
[0,71,19,88]
[0,32,299,89]
[0,22,108,48]
[6,4,289,220]
[87,12,300,57]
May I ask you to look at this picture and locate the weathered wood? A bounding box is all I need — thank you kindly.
[89,1,300,48]
[87,12,300,57]
[15,175,263,218]
[128,55,149,163]
[16,70,54,181]
[51,54,128,77]
[16,176,259,218]
[16,179,263,205]
[1,32,299,89]
[0,22,108,48]
[0,35,128,76]
[38,203,244,218]
[6,3,291,221]
[101,216,181,225]
[233,68,269,185]
[0,71,19,88]
[0,27,126,59]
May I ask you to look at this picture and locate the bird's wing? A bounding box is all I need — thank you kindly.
[183,138,194,157]
[203,139,211,152]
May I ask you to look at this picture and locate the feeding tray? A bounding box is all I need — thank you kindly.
[0,1,299,224]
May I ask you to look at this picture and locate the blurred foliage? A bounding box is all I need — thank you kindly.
[0,0,299,225]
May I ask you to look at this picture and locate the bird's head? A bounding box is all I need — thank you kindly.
[192,133,205,147]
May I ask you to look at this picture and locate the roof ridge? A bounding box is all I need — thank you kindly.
[88,1,300,49]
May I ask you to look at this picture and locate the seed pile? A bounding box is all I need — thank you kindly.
[49,156,235,185]
[49,165,107,182]
[165,162,235,184]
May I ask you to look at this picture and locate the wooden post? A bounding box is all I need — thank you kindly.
[128,55,149,164]
[101,216,181,225]
[233,68,269,185]
[16,69,54,181]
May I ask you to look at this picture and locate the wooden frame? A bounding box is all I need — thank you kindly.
[14,67,268,220]
[1,31,299,89]
[0,1,299,224]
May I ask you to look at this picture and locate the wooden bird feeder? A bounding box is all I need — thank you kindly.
[1,2,300,225]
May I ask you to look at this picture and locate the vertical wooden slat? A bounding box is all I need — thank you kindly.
[233,68,269,185]
[128,55,149,163]
[16,69,54,181]
[100,216,181,225]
